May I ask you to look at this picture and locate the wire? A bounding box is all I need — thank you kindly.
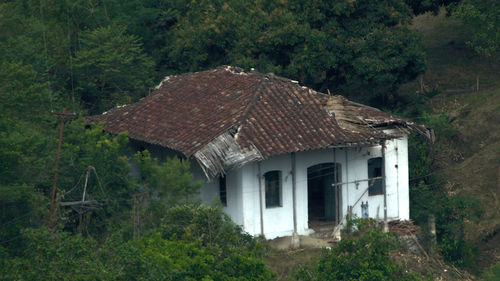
[65,0,77,114]
[39,0,54,112]
[0,212,81,246]
[0,202,50,229]
[90,166,108,200]
[63,171,85,197]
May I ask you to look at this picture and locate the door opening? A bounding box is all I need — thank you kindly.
[307,163,341,225]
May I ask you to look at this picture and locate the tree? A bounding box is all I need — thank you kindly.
[1,228,110,281]
[134,150,203,227]
[163,0,426,105]
[1,208,276,281]
[455,0,500,56]
[403,0,460,15]
[407,113,482,268]
[74,25,154,113]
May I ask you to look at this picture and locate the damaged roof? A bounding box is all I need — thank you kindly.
[88,66,432,178]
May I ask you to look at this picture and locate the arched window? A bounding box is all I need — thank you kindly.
[368,157,383,195]
[264,170,282,208]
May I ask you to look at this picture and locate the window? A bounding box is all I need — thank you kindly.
[368,157,383,195]
[264,170,282,208]
[219,176,227,206]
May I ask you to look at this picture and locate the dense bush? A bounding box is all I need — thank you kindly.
[134,150,203,206]
[159,204,258,256]
[103,233,274,281]
[407,112,482,268]
[0,228,110,281]
[292,219,424,281]
[1,205,276,281]
[482,262,500,281]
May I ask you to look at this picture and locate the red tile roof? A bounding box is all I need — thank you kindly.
[88,66,430,177]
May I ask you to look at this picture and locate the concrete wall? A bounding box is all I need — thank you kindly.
[216,135,409,239]
[240,154,296,238]
[337,136,409,222]
[130,136,410,239]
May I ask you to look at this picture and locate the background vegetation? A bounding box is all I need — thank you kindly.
[0,0,498,279]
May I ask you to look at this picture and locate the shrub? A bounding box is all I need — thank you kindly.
[159,204,258,257]
[482,262,500,281]
[293,219,424,281]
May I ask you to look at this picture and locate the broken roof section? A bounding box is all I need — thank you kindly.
[89,66,432,178]
[326,95,435,141]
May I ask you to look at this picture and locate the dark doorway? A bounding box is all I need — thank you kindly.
[307,163,341,222]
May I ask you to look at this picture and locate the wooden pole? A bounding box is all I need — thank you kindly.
[333,149,339,224]
[420,75,424,93]
[429,214,437,255]
[291,153,297,233]
[382,141,389,233]
[133,194,139,238]
[77,167,91,234]
[291,153,300,249]
[49,108,75,226]
[133,192,148,238]
[258,162,264,237]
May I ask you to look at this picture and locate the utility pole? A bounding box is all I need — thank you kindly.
[49,108,76,226]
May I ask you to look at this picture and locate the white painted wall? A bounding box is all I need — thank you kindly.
[240,154,296,238]
[131,135,410,239]
[337,136,409,222]
[219,135,409,239]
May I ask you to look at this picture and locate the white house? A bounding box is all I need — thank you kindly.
[90,66,433,241]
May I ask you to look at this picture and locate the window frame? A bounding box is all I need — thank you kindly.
[219,175,227,206]
[368,157,384,196]
[264,170,282,208]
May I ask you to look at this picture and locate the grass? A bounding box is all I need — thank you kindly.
[263,248,323,280]
[403,8,500,94]
[403,8,500,275]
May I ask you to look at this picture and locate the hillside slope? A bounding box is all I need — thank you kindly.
[406,10,500,273]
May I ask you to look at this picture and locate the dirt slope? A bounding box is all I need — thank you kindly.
[407,9,500,273]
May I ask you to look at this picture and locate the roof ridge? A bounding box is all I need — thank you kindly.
[235,74,270,133]
[185,68,265,156]
[234,70,300,128]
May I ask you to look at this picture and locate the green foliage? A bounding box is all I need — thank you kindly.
[0,0,427,108]
[74,25,154,113]
[421,111,458,139]
[135,150,203,206]
[293,219,424,281]
[1,210,275,281]
[56,120,135,234]
[60,120,132,198]
[133,151,203,231]
[482,262,500,281]
[407,112,482,268]
[455,0,500,57]
[409,179,480,268]
[159,204,257,255]
[0,186,48,256]
[1,227,110,281]
[0,61,53,123]
[407,111,457,181]
[103,232,275,281]
[404,0,460,15]
[0,117,52,254]
[163,0,426,105]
